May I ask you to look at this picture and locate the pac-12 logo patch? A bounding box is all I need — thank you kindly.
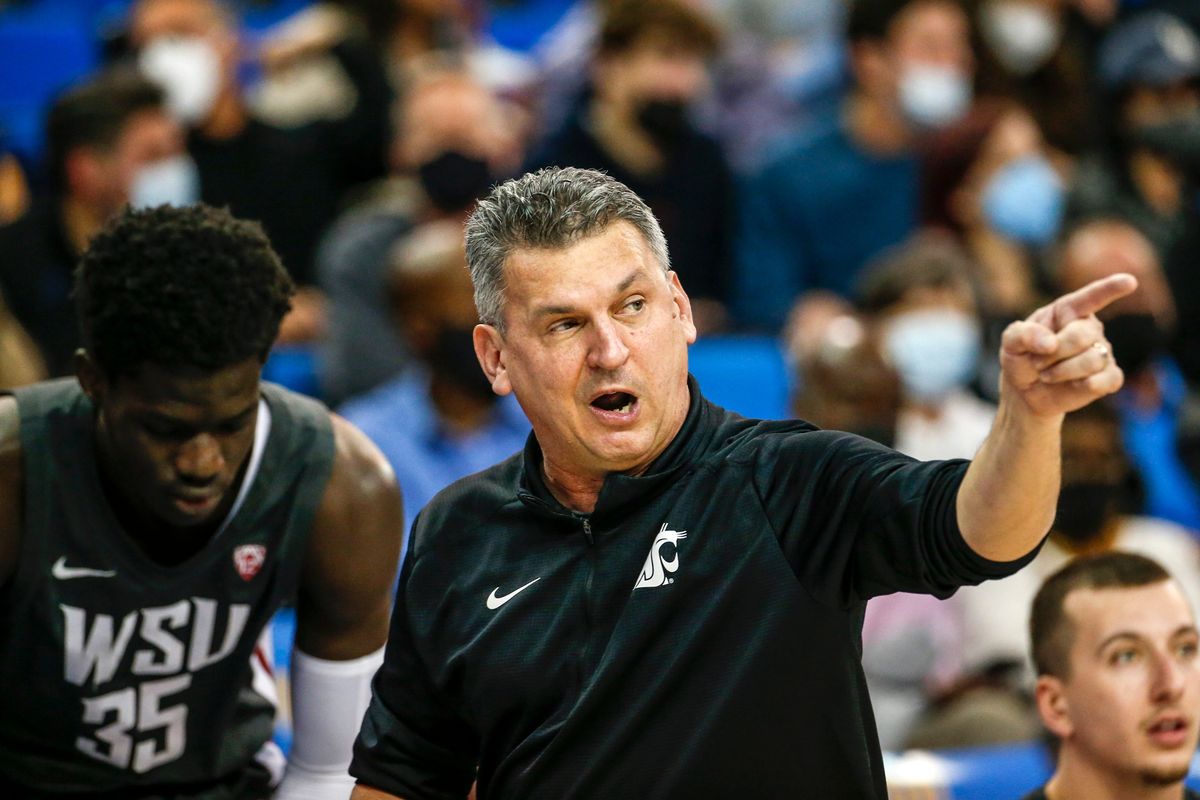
[233,544,266,581]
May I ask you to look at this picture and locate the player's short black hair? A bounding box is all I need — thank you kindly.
[45,68,165,195]
[75,203,294,379]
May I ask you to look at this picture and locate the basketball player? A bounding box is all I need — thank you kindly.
[0,204,403,798]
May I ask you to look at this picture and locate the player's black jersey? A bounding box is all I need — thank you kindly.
[0,379,334,797]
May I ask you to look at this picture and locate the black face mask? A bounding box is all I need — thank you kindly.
[1105,313,1165,379]
[1054,481,1118,544]
[635,98,691,148]
[417,151,492,213]
[1132,109,1200,174]
[428,326,496,404]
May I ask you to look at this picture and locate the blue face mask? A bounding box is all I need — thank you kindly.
[981,155,1064,246]
[883,308,981,403]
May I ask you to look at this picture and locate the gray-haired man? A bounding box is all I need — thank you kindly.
[350,167,1135,799]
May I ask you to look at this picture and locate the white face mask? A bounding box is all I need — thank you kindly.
[883,308,981,403]
[139,36,222,125]
[898,63,972,129]
[980,1,1062,76]
[130,154,201,209]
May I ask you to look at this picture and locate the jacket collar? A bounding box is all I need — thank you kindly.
[517,374,723,522]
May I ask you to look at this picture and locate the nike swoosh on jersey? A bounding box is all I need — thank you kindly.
[486,577,541,610]
[51,557,117,580]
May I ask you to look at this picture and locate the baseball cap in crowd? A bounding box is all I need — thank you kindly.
[1099,12,1200,90]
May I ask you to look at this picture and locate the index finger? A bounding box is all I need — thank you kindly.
[1048,273,1138,326]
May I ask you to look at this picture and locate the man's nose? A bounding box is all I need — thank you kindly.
[175,433,223,484]
[1151,650,1188,703]
[586,317,630,371]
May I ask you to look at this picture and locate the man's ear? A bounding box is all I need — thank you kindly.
[74,349,107,404]
[667,271,697,345]
[1035,674,1073,739]
[473,324,511,396]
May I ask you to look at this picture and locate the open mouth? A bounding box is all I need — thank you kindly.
[590,391,637,414]
[1147,716,1190,746]
[1149,718,1187,733]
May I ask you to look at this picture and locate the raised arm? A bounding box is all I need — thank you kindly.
[0,396,22,588]
[276,413,404,800]
[957,274,1137,561]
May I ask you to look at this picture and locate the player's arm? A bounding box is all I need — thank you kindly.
[295,414,402,659]
[276,413,404,800]
[0,396,22,588]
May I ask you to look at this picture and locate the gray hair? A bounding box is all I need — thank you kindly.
[465,167,670,329]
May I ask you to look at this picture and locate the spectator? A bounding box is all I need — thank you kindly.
[318,66,522,405]
[858,233,996,462]
[0,70,187,376]
[335,0,478,82]
[955,401,1200,683]
[1023,552,1200,800]
[735,0,976,329]
[527,0,734,332]
[1139,100,1200,387]
[257,0,480,112]
[921,103,1065,323]
[338,220,528,549]
[1067,11,1200,262]
[702,0,848,170]
[1056,218,1200,531]
[972,0,1103,156]
[786,303,902,448]
[129,0,393,300]
[921,103,1072,400]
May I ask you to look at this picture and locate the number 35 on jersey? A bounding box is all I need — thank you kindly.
[62,597,251,773]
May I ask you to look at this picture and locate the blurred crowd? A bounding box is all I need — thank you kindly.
[3,0,1200,759]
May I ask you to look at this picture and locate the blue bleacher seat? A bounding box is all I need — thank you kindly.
[0,16,100,163]
[688,335,791,421]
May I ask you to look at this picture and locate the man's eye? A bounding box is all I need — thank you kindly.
[1111,648,1139,665]
[144,423,190,440]
[549,319,578,334]
[624,298,646,313]
[1178,641,1199,660]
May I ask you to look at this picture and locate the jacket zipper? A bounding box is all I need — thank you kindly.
[578,515,597,694]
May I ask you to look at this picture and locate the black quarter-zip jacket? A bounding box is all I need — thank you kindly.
[351,380,1039,799]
